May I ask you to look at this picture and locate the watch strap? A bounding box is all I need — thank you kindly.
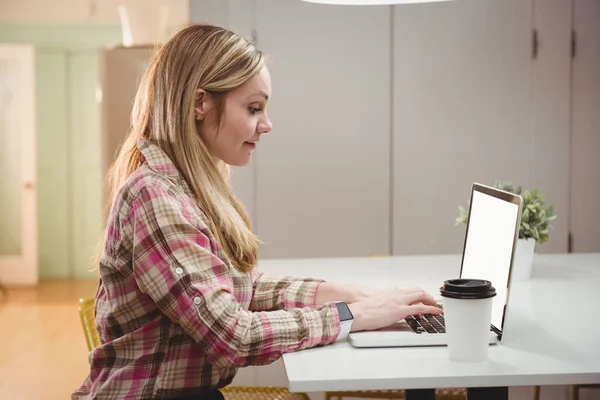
[337,317,352,341]
[334,301,353,341]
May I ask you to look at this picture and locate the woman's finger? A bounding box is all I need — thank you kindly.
[398,286,423,294]
[402,291,439,307]
[408,304,443,316]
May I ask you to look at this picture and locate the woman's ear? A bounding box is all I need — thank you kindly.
[194,89,212,121]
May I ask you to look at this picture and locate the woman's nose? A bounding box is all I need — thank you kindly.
[259,117,273,134]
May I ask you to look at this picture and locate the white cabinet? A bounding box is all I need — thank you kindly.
[190,0,599,260]
[570,0,600,253]
[391,0,572,255]
[253,0,392,259]
[392,0,534,255]
[530,0,572,254]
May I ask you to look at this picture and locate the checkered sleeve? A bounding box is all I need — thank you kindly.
[249,271,324,311]
[131,182,341,368]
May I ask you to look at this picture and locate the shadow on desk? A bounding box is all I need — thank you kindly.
[532,262,590,280]
[502,310,596,371]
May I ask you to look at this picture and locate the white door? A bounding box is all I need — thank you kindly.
[570,0,600,252]
[0,44,38,285]
[530,0,573,254]
[392,0,540,255]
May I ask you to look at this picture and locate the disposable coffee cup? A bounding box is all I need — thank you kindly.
[440,279,496,362]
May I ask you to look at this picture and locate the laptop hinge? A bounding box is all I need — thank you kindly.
[491,325,502,340]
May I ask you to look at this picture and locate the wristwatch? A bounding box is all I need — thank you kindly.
[334,301,354,341]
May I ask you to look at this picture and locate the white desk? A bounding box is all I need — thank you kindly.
[256,253,600,393]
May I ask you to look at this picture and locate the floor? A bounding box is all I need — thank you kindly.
[0,279,99,400]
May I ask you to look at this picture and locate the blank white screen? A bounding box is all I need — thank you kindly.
[460,190,520,330]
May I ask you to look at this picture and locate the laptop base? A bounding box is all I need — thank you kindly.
[348,321,499,348]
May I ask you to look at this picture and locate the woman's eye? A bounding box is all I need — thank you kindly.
[249,107,263,115]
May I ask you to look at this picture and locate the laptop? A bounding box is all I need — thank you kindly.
[349,182,523,348]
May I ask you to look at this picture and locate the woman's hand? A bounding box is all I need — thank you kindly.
[315,282,378,306]
[348,287,442,332]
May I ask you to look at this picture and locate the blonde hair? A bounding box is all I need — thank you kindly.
[100,24,263,273]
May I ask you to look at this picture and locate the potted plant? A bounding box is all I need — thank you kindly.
[455,181,557,280]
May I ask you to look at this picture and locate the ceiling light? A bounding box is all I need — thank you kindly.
[300,0,453,5]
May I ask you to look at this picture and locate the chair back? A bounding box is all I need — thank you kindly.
[221,386,310,400]
[78,298,100,351]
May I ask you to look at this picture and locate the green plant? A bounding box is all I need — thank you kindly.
[454,181,557,244]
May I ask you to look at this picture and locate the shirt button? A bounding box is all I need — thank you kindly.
[175,267,183,275]
[193,297,201,305]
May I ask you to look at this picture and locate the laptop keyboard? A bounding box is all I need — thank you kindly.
[405,312,494,334]
[405,314,446,334]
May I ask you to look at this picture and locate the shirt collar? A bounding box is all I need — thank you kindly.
[137,137,181,179]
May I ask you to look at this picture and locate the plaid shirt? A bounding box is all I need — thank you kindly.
[72,138,341,400]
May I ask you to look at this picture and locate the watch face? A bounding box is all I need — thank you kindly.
[336,302,354,321]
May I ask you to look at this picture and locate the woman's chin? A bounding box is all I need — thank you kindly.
[226,153,252,167]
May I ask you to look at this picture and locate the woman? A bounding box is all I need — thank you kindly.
[73,24,441,400]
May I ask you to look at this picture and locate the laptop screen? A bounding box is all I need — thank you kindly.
[459,186,521,332]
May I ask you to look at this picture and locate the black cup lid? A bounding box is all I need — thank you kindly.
[440,279,496,300]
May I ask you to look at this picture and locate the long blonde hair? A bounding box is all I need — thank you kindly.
[100,24,263,273]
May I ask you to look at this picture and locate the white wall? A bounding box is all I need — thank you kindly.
[0,0,190,28]
[252,0,392,259]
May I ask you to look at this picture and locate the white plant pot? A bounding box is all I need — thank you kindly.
[511,238,536,281]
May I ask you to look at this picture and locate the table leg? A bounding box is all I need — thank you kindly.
[405,389,435,400]
[467,387,509,400]
[404,387,508,400]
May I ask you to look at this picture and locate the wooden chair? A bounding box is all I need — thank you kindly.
[77,298,309,400]
[78,298,100,351]
[220,386,309,400]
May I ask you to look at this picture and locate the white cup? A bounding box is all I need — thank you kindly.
[440,279,496,362]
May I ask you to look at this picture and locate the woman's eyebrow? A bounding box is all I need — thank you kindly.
[246,91,269,101]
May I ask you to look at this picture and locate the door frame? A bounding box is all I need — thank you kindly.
[0,43,37,285]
